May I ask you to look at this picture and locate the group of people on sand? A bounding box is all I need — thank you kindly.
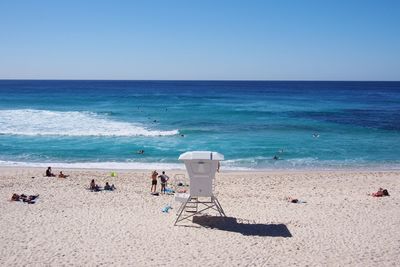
[46,167,69,178]
[90,179,116,192]
[151,170,170,194]
[42,165,391,200]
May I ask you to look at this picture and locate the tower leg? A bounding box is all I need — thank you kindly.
[174,196,191,225]
[213,197,227,217]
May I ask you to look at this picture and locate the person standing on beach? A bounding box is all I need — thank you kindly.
[151,170,158,193]
[159,171,170,194]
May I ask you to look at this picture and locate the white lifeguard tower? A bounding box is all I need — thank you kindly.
[174,151,226,225]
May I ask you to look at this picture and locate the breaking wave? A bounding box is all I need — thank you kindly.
[0,109,179,137]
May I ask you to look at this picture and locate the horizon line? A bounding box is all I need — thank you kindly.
[0,79,399,82]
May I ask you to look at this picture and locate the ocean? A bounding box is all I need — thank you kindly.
[0,80,399,170]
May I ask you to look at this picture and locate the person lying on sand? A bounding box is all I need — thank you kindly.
[104,182,116,191]
[286,197,299,203]
[90,179,101,192]
[370,188,390,197]
[285,197,306,203]
[46,167,56,177]
[11,193,39,204]
[58,171,69,178]
[23,194,39,203]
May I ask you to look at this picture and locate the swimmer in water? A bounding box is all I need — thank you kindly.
[312,133,320,138]
[137,150,145,154]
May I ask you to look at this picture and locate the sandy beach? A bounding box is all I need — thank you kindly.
[0,167,398,266]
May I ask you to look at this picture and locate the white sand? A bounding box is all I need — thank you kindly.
[0,167,399,266]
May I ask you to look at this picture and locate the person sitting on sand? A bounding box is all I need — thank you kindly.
[104,182,116,191]
[90,179,100,192]
[46,167,56,177]
[58,171,69,178]
[371,188,390,197]
[151,170,158,193]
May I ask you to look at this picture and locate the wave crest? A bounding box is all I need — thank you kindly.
[0,109,178,137]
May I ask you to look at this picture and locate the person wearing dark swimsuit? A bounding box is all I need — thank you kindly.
[151,170,158,193]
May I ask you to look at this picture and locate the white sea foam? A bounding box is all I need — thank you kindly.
[0,160,251,171]
[0,109,178,137]
[223,157,400,171]
[0,160,184,170]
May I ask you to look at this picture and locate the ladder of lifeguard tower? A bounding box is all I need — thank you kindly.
[184,197,198,213]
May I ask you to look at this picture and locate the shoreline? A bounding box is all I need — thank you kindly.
[0,161,400,172]
[1,164,400,174]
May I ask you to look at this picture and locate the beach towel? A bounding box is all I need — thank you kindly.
[86,187,103,192]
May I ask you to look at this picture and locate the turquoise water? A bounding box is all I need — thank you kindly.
[0,80,399,170]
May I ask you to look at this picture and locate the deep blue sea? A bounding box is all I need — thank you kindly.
[0,80,399,170]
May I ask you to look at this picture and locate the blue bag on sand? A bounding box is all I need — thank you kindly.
[162,205,172,213]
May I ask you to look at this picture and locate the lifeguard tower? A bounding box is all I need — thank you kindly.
[174,151,226,225]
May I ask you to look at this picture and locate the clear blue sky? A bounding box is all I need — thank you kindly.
[0,0,399,80]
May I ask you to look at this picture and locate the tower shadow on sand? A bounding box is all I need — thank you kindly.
[192,216,292,237]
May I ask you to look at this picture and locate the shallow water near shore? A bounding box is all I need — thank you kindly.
[0,80,399,170]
